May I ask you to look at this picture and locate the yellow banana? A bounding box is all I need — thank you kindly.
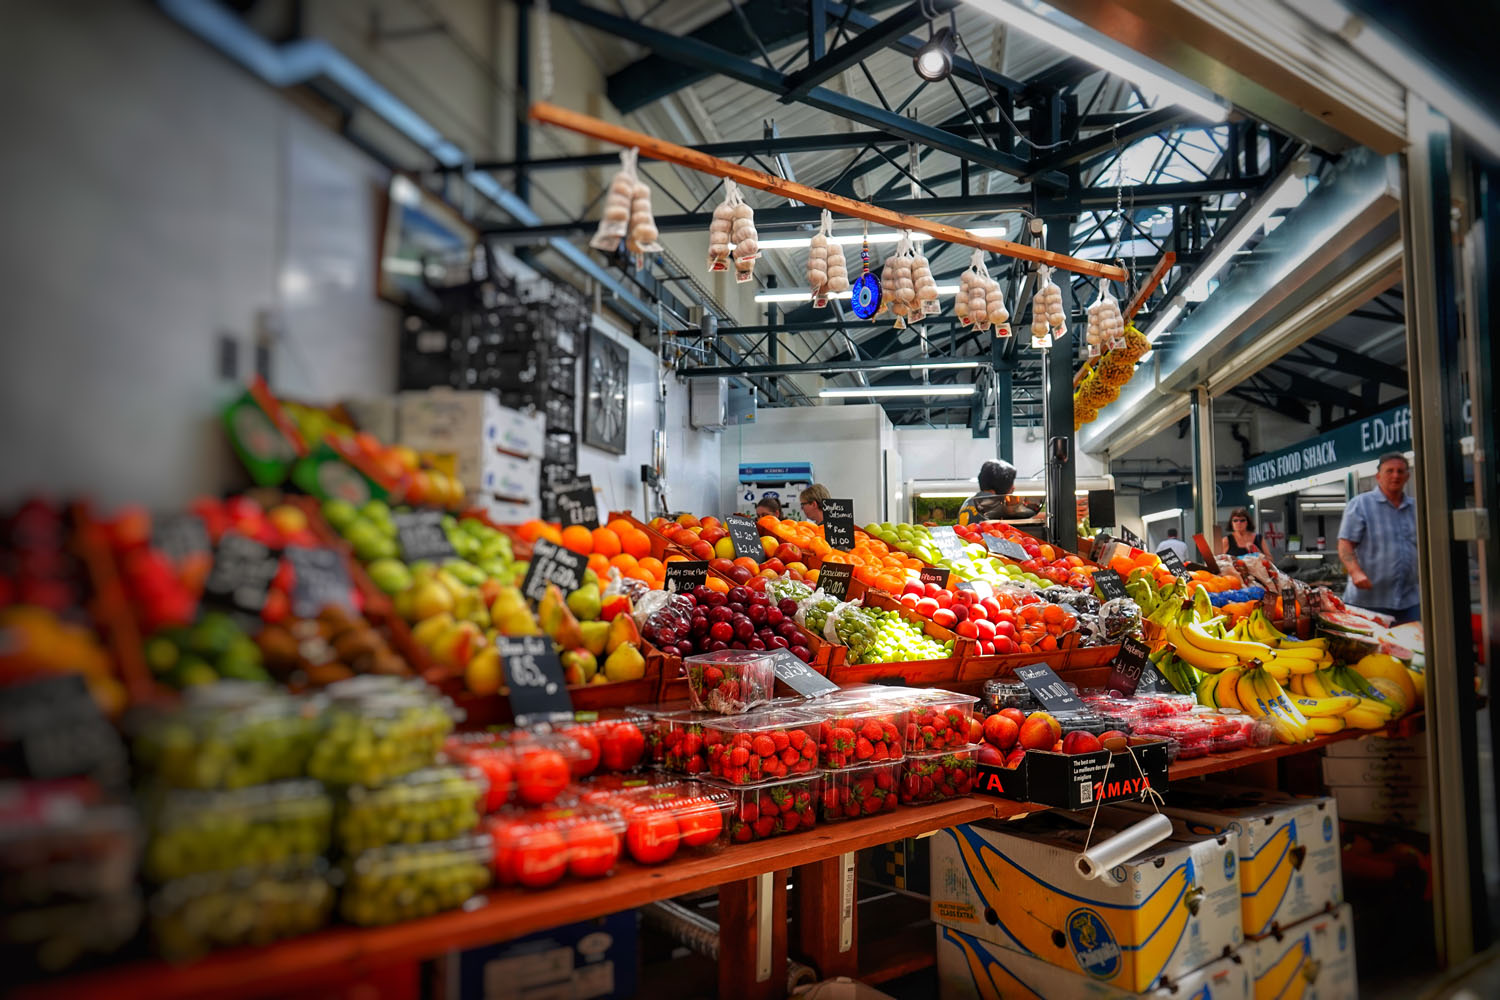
[1307,716,1347,734]
[1264,650,1326,676]
[1235,670,1267,719]
[1351,653,1417,706]
[1288,695,1359,718]
[1343,707,1391,730]
[1278,636,1330,652]
[1215,666,1245,711]
[1180,620,1277,660]
[1300,670,1332,700]
[1246,608,1286,646]
[1260,671,1313,743]
[1239,670,1299,743]
[1195,671,1220,708]
[1328,667,1400,717]
[1260,658,1291,684]
[1288,674,1307,697]
[1165,624,1240,672]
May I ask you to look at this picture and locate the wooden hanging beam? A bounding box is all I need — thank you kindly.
[528,102,1128,282]
[1125,250,1176,321]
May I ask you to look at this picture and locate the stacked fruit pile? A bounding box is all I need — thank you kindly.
[280,405,465,509]
[1073,324,1150,429]
[952,521,1097,589]
[640,584,816,664]
[894,582,1078,656]
[522,517,670,589]
[767,579,952,665]
[975,708,1120,769]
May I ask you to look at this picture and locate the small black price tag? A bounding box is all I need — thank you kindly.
[663,560,709,594]
[498,634,572,722]
[1014,662,1085,715]
[1136,663,1173,695]
[153,512,210,565]
[1087,490,1115,530]
[1106,635,1152,697]
[769,649,839,697]
[821,498,856,551]
[1158,547,1190,577]
[919,566,951,590]
[929,526,965,561]
[0,674,129,791]
[552,477,599,529]
[204,531,280,614]
[520,537,585,601]
[1119,524,1145,549]
[395,510,456,563]
[285,545,355,618]
[817,560,854,600]
[1092,569,1127,601]
[984,535,1029,561]
[725,515,765,562]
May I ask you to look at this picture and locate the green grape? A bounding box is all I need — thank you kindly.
[307,695,454,787]
[150,863,334,960]
[335,766,484,854]
[339,836,491,926]
[144,781,332,881]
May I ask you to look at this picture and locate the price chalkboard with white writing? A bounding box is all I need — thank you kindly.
[770,649,839,697]
[1159,546,1190,577]
[498,634,571,723]
[929,526,965,561]
[817,560,854,600]
[725,515,764,562]
[919,566,951,590]
[204,531,280,614]
[1014,662,1085,715]
[153,512,210,566]
[820,498,856,550]
[395,510,456,563]
[664,560,709,594]
[984,535,1029,561]
[1106,635,1153,697]
[552,478,599,529]
[520,537,585,601]
[1119,524,1145,549]
[286,546,356,618]
[1092,569,1127,601]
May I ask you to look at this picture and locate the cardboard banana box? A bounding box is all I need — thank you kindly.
[1242,904,1357,1000]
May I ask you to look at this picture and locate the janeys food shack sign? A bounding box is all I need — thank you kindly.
[1245,405,1412,492]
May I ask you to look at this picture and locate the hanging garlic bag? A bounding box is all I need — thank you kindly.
[1093,285,1126,352]
[966,251,991,334]
[707,179,735,272]
[985,271,1011,337]
[626,175,662,268]
[807,210,833,307]
[590,146,639,253]
[729,182,759,283]
[1031,266,1064,348]
[889,234,916,328]
[877,251,898,320]
[825,223,850,299]
[912,241,940,317]
[955,268,974,326]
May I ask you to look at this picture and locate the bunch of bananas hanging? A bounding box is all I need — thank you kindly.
[1074,325,1150,430]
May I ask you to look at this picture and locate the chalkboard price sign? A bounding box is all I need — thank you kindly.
[725,515,765,562]
[1092,569,1127,601]
[497,634,571,723]
[1159,547,1190,577]
[769,649,839,697]
[520,538,585,601]
[1118,524,1145,549]
[1014,662,1085,715]
[663,560,709,594]
[552,477,599,529]
[919,566,951,590]
[1106,635,1153,697]
[395,510,456,563]
[204,531,280,614]
[929,526,965,560]
[817,560,854,600]
[984,535,1029,561]
[153,512,210,565]
[820,498,856,550]
[286,545,356,618]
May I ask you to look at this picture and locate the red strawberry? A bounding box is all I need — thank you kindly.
[860,720,883,741]
[855,738,874,760]
[771,731,790,751]
[801,806,816,826]
[732,822,752,842]
[782,811,800,832]
[730,747,750,767]
[752,735,777,758]
[788,730,807,749]
[753,817,776,838]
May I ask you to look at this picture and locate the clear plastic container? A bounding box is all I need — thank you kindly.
[340,835,492,924]
[335,765,485,854]
[131,690,320,790]
[485,803,626,888]
[685,649,778,714]
[820,761,900,822]
[308,691,454,787]
[818,703,906,769]
[0,791,139,908]
[595,781,735,863]
[576,771,678,804]
[905,691,978,752]
[660,709,721,777]
[899,745,980,804]
[144,779,331,881]
[1132,716,1214,759]
[703,709,821,784]
[981,678,1040,714]
[625,700,694,767]
[1205,711,1254,752]
[150,860,335,959]
[713,773,820,843]
[4,891,142,975]
[556,717,650,774]
[1052,708,1115,738]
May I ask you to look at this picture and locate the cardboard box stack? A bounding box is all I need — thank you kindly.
[398,390,546,522]
[928,808,1244,998]
[1322,735,1430,832]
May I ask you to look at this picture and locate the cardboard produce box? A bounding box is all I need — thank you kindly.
[1322,735,1424,760]
[435,911,637,1000]
[1125,787,1342,939]
[1242,904,1357,1000]
[399,390,546,489]
[1329,784,1429,832]
[479,453,541,502]
[935,924,1250,1000]
[974,741,1170,809]
[1320,754,1428,787]
[929,814,1241,993]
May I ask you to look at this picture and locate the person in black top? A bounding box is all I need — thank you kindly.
[1218,507,1262,556]
[957,460,1039,525]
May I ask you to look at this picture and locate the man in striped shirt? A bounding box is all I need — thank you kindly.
[1337,453,1420,622]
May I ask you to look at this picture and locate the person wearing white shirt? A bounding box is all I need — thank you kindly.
[1155,528,1190,564]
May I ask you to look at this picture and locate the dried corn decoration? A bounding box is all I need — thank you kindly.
[807,210,832,307]
[590,146,639,253]
[708,180,734,272]
[1074,325,1150,429]
[1084,285,1126,359]
[728,182,759,283]
[912,240,940,317]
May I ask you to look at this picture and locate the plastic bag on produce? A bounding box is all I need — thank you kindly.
[625,175,662,267]
[725,181,759,283]
[821,599,862,646]
[1031,265,1065,347]
[590,147,639,253]
[1085,285,1125,354]
[912,241,941,316]
[1097,597,1142,642]
[604,567,648,607]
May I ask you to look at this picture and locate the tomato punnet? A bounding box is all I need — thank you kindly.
[566,819,621,878]
[514,748,571,806]
[625,810,680,864]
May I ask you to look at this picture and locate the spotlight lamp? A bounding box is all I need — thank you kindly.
[914,27,957,81]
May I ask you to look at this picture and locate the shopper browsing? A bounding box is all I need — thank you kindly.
[957,460,1039,525]
[755,496,782,519]
[799,484,830,524]
[1156,528,1190,564]
[1337,453,1420,622]
[1218,508,1262,556]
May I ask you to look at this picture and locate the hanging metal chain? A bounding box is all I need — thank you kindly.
[536,0,555,104]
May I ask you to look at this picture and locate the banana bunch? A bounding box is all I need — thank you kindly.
[1165,606,1332,681]
[1292,665,1406,730]
[1151,645,1203,696]
[1198,665,1318,744]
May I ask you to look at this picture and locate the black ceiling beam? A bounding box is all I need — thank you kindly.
[780,0,944,103]
[1282,342,1408,389]
[1019,108,1191,181]
[829,3,1025,97]
[1227,387,1310,423]
[550,1,1051,182]
[677,355,984,378]
[1264,364,1365,410]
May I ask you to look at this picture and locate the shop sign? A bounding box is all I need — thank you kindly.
[1244,405,1412,491]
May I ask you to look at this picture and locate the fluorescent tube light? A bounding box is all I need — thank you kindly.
[915,491,977,499]
[1183,166,1308,301]
[857,360,981,372]
[820,385,977,398]
[1140,507,1185,524]
[757,225,1008,250]
[1300,501,1347,511]
[1293,553,1327,560]
[1144,301,1183,343]
[756,284,960,303]
[961,0,1229,122]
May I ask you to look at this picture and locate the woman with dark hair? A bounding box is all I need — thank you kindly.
[957,460,1038,525]
[1218,508,1262,556]
[754,496,782,519]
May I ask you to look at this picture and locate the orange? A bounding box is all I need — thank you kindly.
[560,524,594,555]
[607,518,634,537]
[637,557,664,577]
[664,553,687,564]
[805,568,820,586]
[757,515,778,533]
[621,528,652,560]
[626,567,654,585]
[609,553,639,574]
[516,519,551,542]
[536,523,564,547]
[705,575,729,594]
[591,527,622,558]
[1109,555,1135,576]
[587,553,611,577]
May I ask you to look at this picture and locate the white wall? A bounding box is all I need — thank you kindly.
[0,3,399,507]
[718,405,891,523]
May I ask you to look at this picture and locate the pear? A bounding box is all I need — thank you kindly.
[604,613,641,655]
[603,643,646,682]
[411,612,455,651]
[409,580,455,621]
[465,646,502,696]
[566,582,602,622]
[538,584,584,649]
[435,569,469,603]
[579,620,610,658]
[588,672,610,685]
[491,587,542,636]
[560,648,598,685]
[432,620,483,668]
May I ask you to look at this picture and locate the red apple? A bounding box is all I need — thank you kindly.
[983,713,1019,750]
[1061,731,1103,755]
[1017,712,1060,751]
[998,707,1027,727]
[774,542,803,563]
[1003,748,1027,769]
[968,717,985,743]
[690,540,714,560]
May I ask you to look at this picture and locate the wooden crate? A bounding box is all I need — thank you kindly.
[607,510,697,562]
[822,590,962,687]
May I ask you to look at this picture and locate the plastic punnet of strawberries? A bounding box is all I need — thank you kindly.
[819,705,906,770]
[703,710,820,785]
[821,761,900,822]
[904,692,977,752]
[724,775,819,842]
[685,649,777,715]
[899,746,979,804]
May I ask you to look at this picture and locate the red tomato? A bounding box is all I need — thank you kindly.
[471,751,513,811]
[514,748,571,806]
[625,810,680,864]
[601,722,646,771]
[562,726,601,778]
[511,828,569,887]
[677,800,724,847]
[566,820,621,878]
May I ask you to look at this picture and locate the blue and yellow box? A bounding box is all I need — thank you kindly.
[1242,904,1356,1000]
[929,815,1242,993]
[935,923,1251,999]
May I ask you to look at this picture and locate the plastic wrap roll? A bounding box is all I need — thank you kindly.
[1074,812,1173,880]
